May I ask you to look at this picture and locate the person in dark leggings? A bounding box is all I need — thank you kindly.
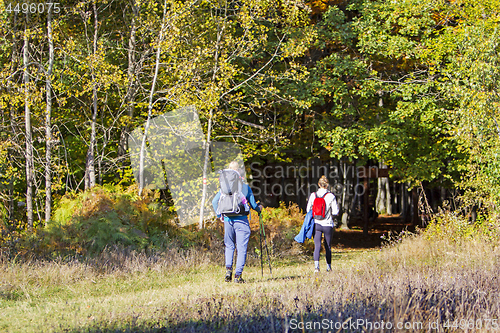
[306,176,339,273]
[314,224,333,271]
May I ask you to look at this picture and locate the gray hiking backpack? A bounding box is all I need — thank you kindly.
[216,169,250,217]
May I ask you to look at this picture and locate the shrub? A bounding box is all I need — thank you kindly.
[43,184,176,256]
[39,184,230,258]
[424,208,500,243]
[249,202,307,259]
[1,191,310,261]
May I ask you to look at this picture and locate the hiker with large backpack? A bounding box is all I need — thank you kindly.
[212,161,262,283]
[306,175,339,273]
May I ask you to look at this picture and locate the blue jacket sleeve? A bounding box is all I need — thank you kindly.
[245,184,261,213]
[212,191,221,218]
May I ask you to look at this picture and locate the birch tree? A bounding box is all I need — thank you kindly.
[84,0,99,190]
[23,14,34,228]
[197,0,311,228]
[44,7,55,223]
[138,0,169,196]
[124,0,309,227]
[117,0,139,164]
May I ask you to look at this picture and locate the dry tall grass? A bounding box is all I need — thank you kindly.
[131,234,500,333]
[1,213,500,332]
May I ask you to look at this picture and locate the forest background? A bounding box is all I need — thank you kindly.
[1,0,500,256]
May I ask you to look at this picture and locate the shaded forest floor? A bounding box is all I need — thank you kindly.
[333,214,413,251]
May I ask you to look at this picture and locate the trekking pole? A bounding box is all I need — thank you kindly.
[259,212,273,277]
[259,217,264,277]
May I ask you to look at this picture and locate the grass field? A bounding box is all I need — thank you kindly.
[1,228,500,332]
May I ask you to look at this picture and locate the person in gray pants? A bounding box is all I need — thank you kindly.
[212,162,262,283]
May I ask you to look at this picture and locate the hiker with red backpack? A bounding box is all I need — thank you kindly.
[306,175,339,273]
[212,161,263,283]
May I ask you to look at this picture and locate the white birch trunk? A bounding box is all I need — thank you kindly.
[45,8,54,223]
[139,0,168,196]
[23,24,34,228]
[198,7,226,230]
[86,0,98,190]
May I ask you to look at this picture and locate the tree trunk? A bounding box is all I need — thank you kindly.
[401,182,412,222]
[386,178,392,215]
[139,0,168,195]
[86,0,98,190]
[45,8,54,224]
[376,162,392,215]
[118,0,138,164]
[199,110,213,229]
[127,1,137,120]
[363,169,369,236]
[440,186,446,206]
[23,22,34,229]
[199,11,225,229]
[7,12,19,222]
[376,176,386,214]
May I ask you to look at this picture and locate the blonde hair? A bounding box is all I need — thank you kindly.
[228,161,239,170]
[228,161,244,177]
[318,175,329,189]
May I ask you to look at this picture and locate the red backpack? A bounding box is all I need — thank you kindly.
[312,191,330,219]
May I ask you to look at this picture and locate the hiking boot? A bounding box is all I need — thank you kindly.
[225,269,232,282]
[234,274,245,283]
